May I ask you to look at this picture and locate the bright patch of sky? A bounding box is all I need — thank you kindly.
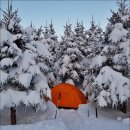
[1,0,120,35]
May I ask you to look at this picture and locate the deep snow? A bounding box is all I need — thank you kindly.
[0,102,129,130]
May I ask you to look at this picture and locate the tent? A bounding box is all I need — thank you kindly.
[51,83,88,109]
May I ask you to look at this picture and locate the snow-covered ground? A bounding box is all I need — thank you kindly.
[0,102,129,130]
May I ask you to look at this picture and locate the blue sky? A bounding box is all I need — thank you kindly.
[1,0,120,35]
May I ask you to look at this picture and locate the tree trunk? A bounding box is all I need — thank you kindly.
[10,107,16,125]
[120,102,127,113]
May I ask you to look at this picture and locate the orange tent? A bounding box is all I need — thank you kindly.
[51,83,88,109]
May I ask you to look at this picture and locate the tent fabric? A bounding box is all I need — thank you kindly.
[51,83,88,109]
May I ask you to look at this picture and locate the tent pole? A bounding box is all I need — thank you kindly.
[95,107,98,118]
[55,93,61,119]
[88,110,89,117]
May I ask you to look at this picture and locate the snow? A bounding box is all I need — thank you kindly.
[31,41,51,58]
[0,28,13,45]
[96,90,110,107]
[34,74,51,98]
[90,55,107,68]
[9,43,22,56]
[38,63,50,73]
[122,118,130,125]
[8,18,16,31]
[119,39,130,62]
[0,1,129,130]
[1,46,8,53]
[109,23,128,43]
[117,117,122,121]
[121,15,129,22]
[0,89,44,110]
[63,55,70,65]
[18,73,32,88]
[66,79,75,85]
[71,70,79,80]
[59,65,69,76]
[1,103,129,130]
[19,50,36,71]
[1,119,67,130]
[0,58,13,68]
[12,34,22,41]
[93,66,130,107]
[25,27,36,35]
[0,70,9,85]
[28,65,41,76]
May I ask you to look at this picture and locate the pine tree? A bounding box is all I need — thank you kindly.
[0,2,51,113]
[1,2,23,34]
[58,21,85,87]
[25,22,56,88]
[90,0,130,107]
[82,16,104,89]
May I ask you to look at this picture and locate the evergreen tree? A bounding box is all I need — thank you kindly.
[58,21,85,87]
[1,2,23,34]
[74,20,87,56]
[90,0,130,107]
[0,3,51,111]
[82,16,104,89]
[25,22,56,88]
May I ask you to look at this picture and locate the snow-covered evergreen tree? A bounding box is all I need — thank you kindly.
[0,3,23,34]
[0,4,51,110]
[90,0,130,107]
[40,21,62,86]
[58,21,85,86]
[24,22,56,88]
[82,16,104,89]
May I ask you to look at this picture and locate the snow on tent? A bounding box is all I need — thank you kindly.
[51,83,88,109]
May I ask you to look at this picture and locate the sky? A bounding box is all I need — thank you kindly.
[1,0,120,35]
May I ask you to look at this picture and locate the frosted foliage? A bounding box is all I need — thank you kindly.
[19,50,36,72]
[12,34,22,41]
[0,7,52,112]
[59,65,68,76]
[92,66,130,107]
[0,58,13,68]
[0,28,13,46]
[96,90,110,107]
[121,15,129,22]
[0,70,9,85]
[28,65,41,76]
[109,23,128,43]
[0,89,45,110]
[90,55,107,69]
[71,70,79,81]
[89,0,130,108]
[18,73,32,88]
[31,41,51,58]
[9,43,22,56]
[63,55,70,65]
[57,22,86,85]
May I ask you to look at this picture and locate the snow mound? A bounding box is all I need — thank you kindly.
[0,119,67,130]
[122,118,130,125]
